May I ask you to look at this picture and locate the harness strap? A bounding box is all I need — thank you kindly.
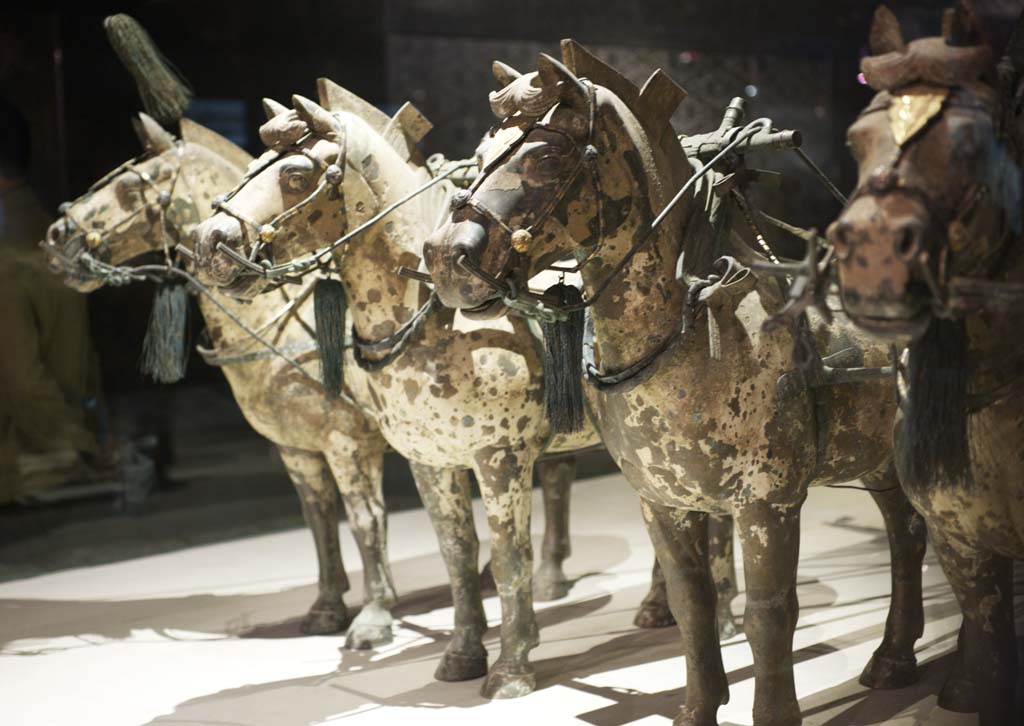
[352,293,439,371]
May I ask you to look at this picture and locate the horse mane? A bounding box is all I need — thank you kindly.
[316,77,432,164]
[180,118,253,170]
[559,39,685,148]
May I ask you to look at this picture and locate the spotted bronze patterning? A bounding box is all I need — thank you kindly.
[42,114,398,646]
[189,79,699,697]
[829,5,1024,725]
[423,40,933,726]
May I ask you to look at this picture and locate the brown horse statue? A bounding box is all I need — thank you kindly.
[185,80,730,697]
[422,41,931,725]
[828,4,1024,724]
[42,113,401,646]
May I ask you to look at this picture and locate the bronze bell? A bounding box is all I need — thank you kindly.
[511,228,533,253]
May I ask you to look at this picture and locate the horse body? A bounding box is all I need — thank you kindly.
[824,5,1023,723]
[423,43,927,725]
[42,116,397,645]
[189,85,631,698]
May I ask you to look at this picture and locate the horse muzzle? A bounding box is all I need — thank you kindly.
[422,221,503,311]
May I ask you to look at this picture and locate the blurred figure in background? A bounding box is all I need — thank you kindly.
[0,96,105,503]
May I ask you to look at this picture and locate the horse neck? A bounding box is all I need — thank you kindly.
[336,118,435,341]
[581,108,694,372]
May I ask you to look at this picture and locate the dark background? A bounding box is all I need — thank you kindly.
[3,0,1022,396]
[1,2,1022,565]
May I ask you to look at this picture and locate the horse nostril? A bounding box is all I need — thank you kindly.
[897,227,920,261]
[828,221,852,261]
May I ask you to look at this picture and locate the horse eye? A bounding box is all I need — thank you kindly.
[282,169,312,193]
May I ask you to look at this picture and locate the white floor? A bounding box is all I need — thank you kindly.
[1,474,1019,726]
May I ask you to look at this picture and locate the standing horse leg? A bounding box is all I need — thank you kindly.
[474,445,539,699]
[635,515,736,635]
[937,623,976,712]
[278,445,351,634]
[534,455,574,601]
[409,463,488,682]
[709,515,740,640]
[323,436,397,650]
[859,465,927,688]
[641,500,727,726]
[736,500,803,726]
[931,531,1017,725]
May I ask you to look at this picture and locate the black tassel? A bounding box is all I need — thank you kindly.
[314,278,347,399]
[901,317,971,491]
[541,283,585,434]
[140,282,189,383]
[103,14,192,128]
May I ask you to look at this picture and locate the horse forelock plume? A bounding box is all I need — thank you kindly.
[258,111,308,150]
[489,72,559,119]
[862,37,993,91]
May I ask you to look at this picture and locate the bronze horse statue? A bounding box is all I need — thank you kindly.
[423,41,932,725]
[41,113,404,646]
[187,80,715,697]
[828,4,1024,724]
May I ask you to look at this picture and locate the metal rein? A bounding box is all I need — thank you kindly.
[453,86,778,320]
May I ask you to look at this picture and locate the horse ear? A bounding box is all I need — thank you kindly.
[492,60,522,88]
[132,112,175,153]
[944,0,983,47]
[292,94,339,139]
[869,5,906,55]
[262,97,289,120]
[537,53,587,108]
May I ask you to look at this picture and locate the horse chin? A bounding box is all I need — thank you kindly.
[850,309,932,343]
[459,296,509,321]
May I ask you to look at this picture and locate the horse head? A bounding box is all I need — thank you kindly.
[42,113,249,292]
[829,2,1023,342]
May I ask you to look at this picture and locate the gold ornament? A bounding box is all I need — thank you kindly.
[259,224,277,244]
[888,84,949,147]
[85,232,103,249]
[511,228,533,253]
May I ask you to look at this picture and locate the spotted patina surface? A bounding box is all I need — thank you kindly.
[422,42,930,725]
[186,80,686,698]
[42,114,396,646]
[828,7,1024,724]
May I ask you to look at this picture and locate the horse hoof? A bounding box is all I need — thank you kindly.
[481,666,535,699]
[937,672,976,713]
[534,563,571,602]
[634,601,675,629]
[717,615,739,641]
[859,652,919,689]
[300,606,349,635]
[435,648,488,682]
[672,707,718,726]
[345,622,393,650]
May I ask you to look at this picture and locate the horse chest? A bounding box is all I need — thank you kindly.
[342,329,546,466]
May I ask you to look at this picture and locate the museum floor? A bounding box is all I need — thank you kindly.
[2,473,1022,726]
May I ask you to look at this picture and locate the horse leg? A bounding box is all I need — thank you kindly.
[938,622,976,712]
[859,465,927,688]
[409,463,488,681]
[931,530,1016,725]
[278,445,350,634]
[322,436,397,650]
[474,445,539,699]
[640,500,727,726]
[736,500,803,726]
[709,515,740,640]
[634,559,676,628]
[635,515,735,635]
[534,455,574,601]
